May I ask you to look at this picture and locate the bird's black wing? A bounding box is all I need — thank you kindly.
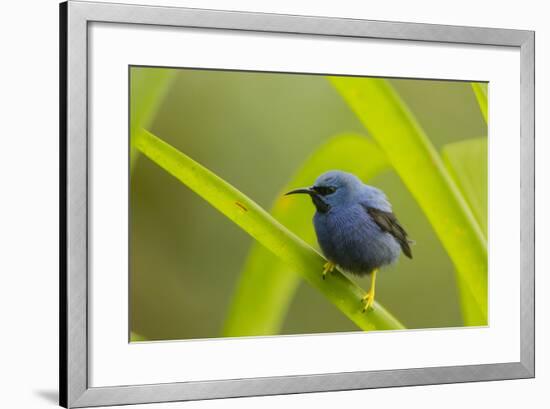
[363,205,413,259]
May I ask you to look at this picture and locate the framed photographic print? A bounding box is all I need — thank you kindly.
[60,0,535,407]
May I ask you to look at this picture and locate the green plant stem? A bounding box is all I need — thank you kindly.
[330,77,488,324]
[135,129,405,332]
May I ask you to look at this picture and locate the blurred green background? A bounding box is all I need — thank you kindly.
[130,67,487,341]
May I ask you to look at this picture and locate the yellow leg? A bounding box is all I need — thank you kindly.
[362,269,378,312]
[322,261,336,280]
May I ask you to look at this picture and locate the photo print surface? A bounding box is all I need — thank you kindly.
[129,66,488,342]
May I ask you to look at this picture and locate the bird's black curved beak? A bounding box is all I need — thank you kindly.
[285,187,315,196]
[285,187,330,213]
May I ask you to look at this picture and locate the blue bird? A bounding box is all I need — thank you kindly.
[286,170,412,312]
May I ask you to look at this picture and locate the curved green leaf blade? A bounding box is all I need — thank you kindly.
[223,133,390,336]
[135,129,405,333]
[130,67,177,172]
[471,83,488,123]
[441,137,488,324]
[329,77,488,325]
[130,331,149,342]
[442,138,488,236]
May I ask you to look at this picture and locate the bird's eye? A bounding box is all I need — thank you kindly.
[313,186,336,196]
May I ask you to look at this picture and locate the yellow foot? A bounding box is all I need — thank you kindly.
[361,291,375,313]
[322,261,336,280]
[361,268,378,313]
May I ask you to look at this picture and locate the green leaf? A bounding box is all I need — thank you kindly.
[442,138,488,237]
[471,83,488,123]
[130,331,148,342]
[329,77,487,325]
[223,133,390,336]
[135,129,405,333]
[130,67,177,172]
[441,138,488,324]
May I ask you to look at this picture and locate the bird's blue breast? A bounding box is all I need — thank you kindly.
[314,204,400,276]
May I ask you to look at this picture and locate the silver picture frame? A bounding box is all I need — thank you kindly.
[60,1,535,407]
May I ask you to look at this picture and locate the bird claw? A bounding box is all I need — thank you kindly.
[361,292,375,313]
[361,269,378,313]
[322,261,335,280]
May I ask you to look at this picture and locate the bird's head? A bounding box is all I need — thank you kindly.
[285,170,364,213]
